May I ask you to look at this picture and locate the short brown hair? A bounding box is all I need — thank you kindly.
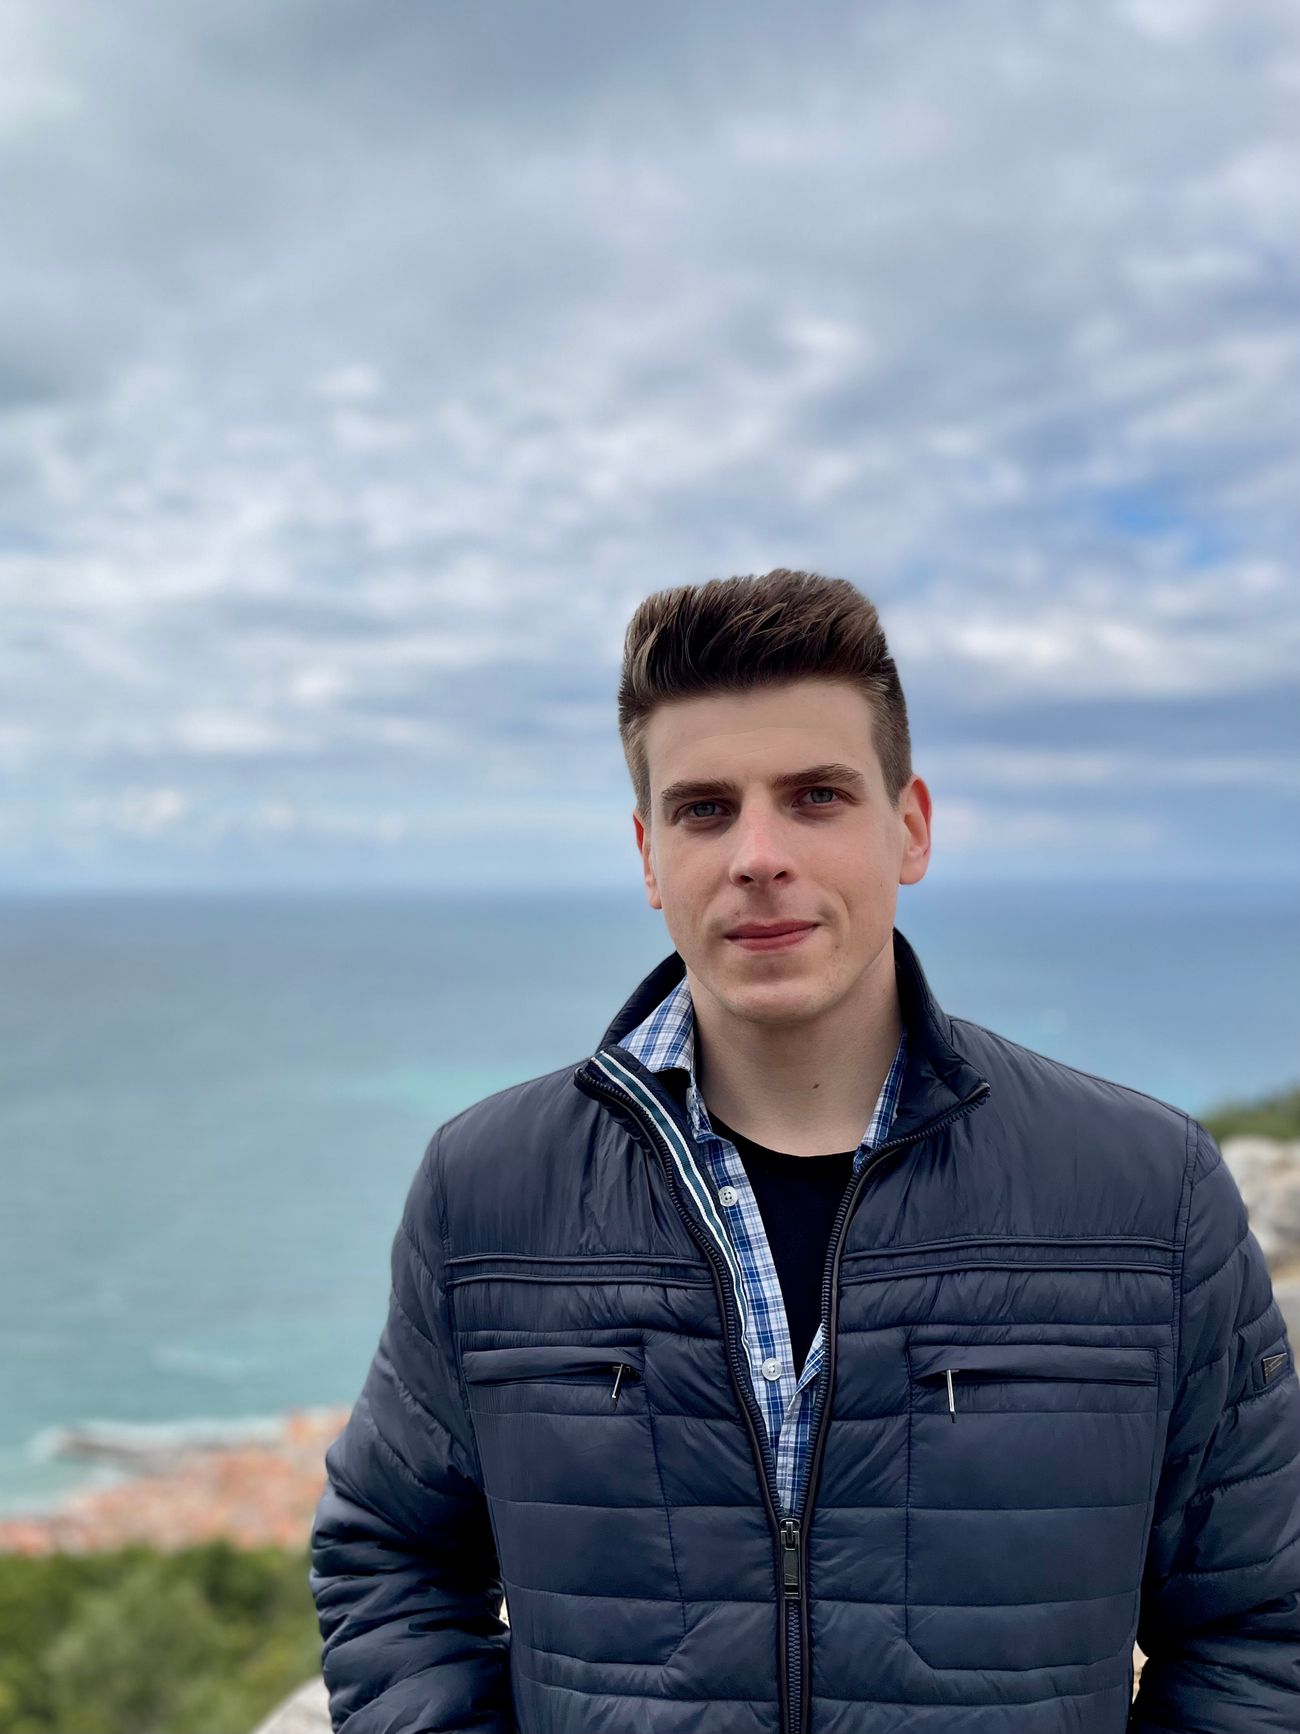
[618,568,913,822]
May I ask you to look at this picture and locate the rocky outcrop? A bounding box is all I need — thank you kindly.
[249,1678,331,1734]
[1221,1137,1300,1338]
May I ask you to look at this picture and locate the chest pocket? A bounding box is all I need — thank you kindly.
[461,1342,651,1500]
[905,1338,1162,1674]
[459,1339,685,1668]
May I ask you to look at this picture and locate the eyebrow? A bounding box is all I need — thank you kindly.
[658,762,868,814]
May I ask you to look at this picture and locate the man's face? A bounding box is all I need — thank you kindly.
[631,678,931,1027]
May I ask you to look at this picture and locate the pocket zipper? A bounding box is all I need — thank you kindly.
[462,1343,646,1391]
[530,1357,643,1404]
[922,1353,1156,1421]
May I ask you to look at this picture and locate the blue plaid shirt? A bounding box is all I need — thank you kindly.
[619,972,908,1517]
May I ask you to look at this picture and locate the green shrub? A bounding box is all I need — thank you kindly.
[0,1542,321,1734]
[1201,1082,1300,1142]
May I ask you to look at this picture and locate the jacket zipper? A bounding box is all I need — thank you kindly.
[782,1077,992,1731]
[576,1060,794,1722]
[577,1054,990,1734]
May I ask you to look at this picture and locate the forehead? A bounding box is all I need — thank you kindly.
[645,679,880,785]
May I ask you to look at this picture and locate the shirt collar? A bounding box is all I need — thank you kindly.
[620,969,909,1152]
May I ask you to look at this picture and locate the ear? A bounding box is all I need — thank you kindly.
[898,775,932,887]
[632,809,663,910]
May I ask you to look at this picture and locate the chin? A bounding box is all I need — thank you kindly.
[729,976,822,1018]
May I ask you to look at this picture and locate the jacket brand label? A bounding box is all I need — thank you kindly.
[1262,1352,1287,1382]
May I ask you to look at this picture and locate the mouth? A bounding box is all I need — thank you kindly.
[725,922,818,953]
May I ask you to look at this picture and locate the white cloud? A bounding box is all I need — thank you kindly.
[172,712,292,756]
[0,10,81,140]
[313,363,382,403]
[70,786,190,837]
[888,561,1298,699]
[934,799,1168,856]
[923,747,1300,795]
[288,665,350,708]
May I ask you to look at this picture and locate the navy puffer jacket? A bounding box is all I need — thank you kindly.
[309,928,1300,1732]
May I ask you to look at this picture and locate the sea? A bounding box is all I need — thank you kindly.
[2,880,1297,1517]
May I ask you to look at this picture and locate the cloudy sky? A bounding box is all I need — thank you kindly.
[2,0,1297,892]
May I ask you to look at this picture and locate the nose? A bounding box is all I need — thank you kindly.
[727,801,796,887]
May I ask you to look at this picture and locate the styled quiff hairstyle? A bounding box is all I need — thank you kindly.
[619,568,913,824]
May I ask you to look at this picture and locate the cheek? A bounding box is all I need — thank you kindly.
[662,850,706,891]
[825,836,882,882]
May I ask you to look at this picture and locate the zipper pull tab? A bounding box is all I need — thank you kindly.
[780,1517,802,1595]
[945,1367,956,1422]
[611,1363,625,1405]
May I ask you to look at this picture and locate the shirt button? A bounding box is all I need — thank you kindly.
[762,1357,781,1380]
[718,1186,738,1206]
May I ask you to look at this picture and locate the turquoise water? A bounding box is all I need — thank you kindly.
[2,882,1296,1515]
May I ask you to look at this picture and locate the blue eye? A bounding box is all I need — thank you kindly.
[678,787,844,822]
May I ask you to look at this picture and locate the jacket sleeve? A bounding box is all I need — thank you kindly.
[1129,1120,1300,1729]
[309,1126,514,1734]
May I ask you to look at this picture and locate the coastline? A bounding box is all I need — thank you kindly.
[0,1405,350,1556]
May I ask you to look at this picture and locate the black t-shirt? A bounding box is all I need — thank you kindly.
[705,1110,857,1380]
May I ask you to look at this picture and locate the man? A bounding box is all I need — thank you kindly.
[309,568,1300,1732]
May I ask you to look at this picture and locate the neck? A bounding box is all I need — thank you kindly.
[688,938,904,1157]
